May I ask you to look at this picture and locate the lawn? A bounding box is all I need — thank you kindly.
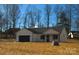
[0,39,79,55]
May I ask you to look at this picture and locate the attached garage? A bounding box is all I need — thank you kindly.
[16,29,32,42]
[19,35,30,42]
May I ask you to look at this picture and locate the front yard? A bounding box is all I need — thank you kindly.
[0,39,79,55]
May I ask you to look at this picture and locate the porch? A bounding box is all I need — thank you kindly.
[40,34,59,42]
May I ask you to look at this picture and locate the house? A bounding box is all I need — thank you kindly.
[5,28,20,39]
[16,27,68,42]
[0,32,6,39]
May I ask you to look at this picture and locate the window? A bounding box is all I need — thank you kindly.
[40,35,45,40]
[53,35,58,39]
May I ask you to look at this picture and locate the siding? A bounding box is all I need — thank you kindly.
[32,34,45,42]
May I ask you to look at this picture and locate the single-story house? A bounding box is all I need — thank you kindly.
[0,28,20,39]
[16,27,68,42]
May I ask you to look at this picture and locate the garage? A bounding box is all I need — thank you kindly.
[16,29,32,42]
[19,36,30,42]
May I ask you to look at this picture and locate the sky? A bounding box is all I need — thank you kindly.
[18,4,57,27]
[19,4,78,31]
[0,4,78,31]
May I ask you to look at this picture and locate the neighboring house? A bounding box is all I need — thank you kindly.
[0,32,6,39]
[16,27,68,42]
[0,28,20,39]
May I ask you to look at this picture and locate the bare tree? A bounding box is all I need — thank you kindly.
[0,10,4,39]
[54,4,74,32]
[10,4,20,28]
[75,20,79,31]
[3,4,12,30]
[23,5,30,28]
[0,10,4,31]
[23,12,28,28]
[29,11,36,28]
[65,4,79,31]
[64,4,74,31]
[73,5,79,31]
[44,4,52,28]
[53,5,64,26]
[26,6,37,28]
[34,8,42,28]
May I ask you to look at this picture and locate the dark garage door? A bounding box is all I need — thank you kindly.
[19,36,30,42]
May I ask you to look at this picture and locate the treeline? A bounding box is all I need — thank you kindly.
[0,4,79,32]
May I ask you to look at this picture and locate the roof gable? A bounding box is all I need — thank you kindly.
[16,29,33,35]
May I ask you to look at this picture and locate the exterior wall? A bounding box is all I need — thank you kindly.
[32,34,45,42]
[50,35,53,41]
[16,29,32,42]
[32,35,59,42]
[32,34,54,42]
[60,28,67,42]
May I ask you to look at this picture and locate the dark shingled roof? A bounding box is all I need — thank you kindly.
[27,28,48,34]
[26,26,64,34]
